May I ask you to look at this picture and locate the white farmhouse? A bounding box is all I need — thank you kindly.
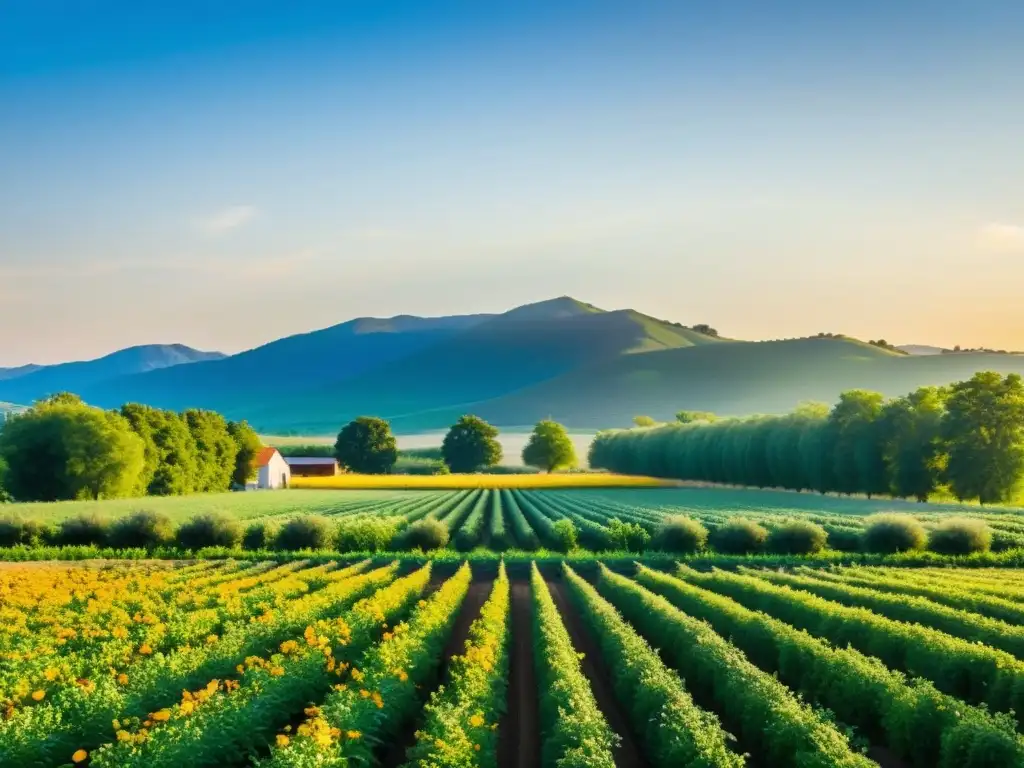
[254,447,290,489]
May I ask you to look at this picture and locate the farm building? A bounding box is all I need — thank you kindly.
[285,456,341,477]
[254,446,290,489]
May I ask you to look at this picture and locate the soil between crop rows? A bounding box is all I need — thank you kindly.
[499,581,540,768]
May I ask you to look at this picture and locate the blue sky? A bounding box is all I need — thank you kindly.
[2,1,1023,365]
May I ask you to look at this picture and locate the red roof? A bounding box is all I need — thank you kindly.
[255,446,280,467]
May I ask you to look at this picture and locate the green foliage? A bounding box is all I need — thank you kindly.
[183,409,237,493]
[710,518,768,554]
[563,565,744,767]
[333,416,398,474]
[653,516,708,553]
[828,389,888,497]
[402,517,450,551]
[0,398,145,501]
[334,517,400,553]
[522,419,577,472]
[441,415,502,473]
[274,515,333,550]
[928,517,992,555]
[273,444,334,457]
[176,512,243,550]
[863,513,926,554]
[242,520,276,550]
[54,512,110,546]
[551,518,578,553]
[108,510,175,549]
[944,372,1024,503]
[632,415,657,427]
[0,514,48,546]
[767,520,828,555]
[227,421,262,486]
[880,387,947,501]
[530,564,617,768]
[675,410,717,424]
[604,517,651,553]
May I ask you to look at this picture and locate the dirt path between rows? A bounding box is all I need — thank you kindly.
[379,581,492,767]
[545,579,650,768]
[499,581,540,768]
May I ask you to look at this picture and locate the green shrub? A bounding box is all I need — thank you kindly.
[606,518,651,553]
[767,520,828,555]
[710,518,768,555]
[863,513,926,554]
[552,518,579,553]
[653,516,708,553]
[242,521,276,551]
[108,510,175,549]
[401,518,450,551]
[275,516,333,551]
[0,515,48,547]
[928,517,992,555]
[55,513,110,547]
[335,518,399,553]
[176,513,243,550]
[825,527,863,552]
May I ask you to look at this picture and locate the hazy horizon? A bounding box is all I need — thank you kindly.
[3,2,1023,366]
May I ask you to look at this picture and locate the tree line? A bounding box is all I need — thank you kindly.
[591,371,1024,504]
[0,393,261,502]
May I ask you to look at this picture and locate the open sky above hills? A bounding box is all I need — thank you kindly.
[2,1,1024,366]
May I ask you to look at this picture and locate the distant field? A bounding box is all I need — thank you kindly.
[262,431,598,466]
[291,473,674,490]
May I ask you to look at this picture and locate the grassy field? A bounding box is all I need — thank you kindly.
[2,558,1023,767]
[290,473,675,490]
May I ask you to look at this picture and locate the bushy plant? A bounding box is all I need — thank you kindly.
[928,517,992,555]
[710,518,768,555]
[552,518,579,553]
[825,528,863,552]
[653,516,708,553]
[55,513,110,546]
[108,510,175,549]
[176,513,243,550]
[605,518,651,553]
[242,520,276,551]
[0,515,48,547]
[275,516,333,551]
[863,513,926,554]
[335,518,400,552]
[401,518,450,551]
[767,520,828,555]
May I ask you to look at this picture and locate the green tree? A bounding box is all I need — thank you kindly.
[879,386,948,501]
[827,389,888,497]
[228,420,263,486]
[632,415,657,427]
[442,415,502,473]
[149,411,200,495]
[943,372,1024,503]
[522,419,577,472]
[0,399,144,501]
[334,417,398,474]
[183,409,236,493]
[675,410,717,424]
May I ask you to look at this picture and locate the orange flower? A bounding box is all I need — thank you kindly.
[31,690,45,702]
[72,749,88,763]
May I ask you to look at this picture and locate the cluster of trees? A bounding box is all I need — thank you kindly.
[591,371,1024,504]
[332,415,577,474]
[0,393,261,502]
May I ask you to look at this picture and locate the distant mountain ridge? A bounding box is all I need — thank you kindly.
[2,297,1023,433]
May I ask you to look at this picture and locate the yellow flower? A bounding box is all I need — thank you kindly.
[469,713,485,728]
[31,690,45,702]
[276,734,290,748]
[72,749,88,763]
[475,744,481,752]
[117,673,129,685]
[138,644,153,656]
[44,668,59,681]
[372,691,383,709]
[151,709,172,722]
[346,730,361,740]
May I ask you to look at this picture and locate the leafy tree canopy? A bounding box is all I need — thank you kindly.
[334,416,398,474]
[522,419,577,472]
[442,415,502,473]
[228,420,263,486]
[675,410,717,424]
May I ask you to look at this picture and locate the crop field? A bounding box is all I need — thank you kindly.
[290,473,672,490]
[3,558,1024,768]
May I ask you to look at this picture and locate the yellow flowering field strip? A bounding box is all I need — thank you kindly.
[530,562,617,768]
[634,565,1024,767]
[260,563,474,767]
[86,565,434,768]
[673,565,1024,726]
[561,564,743,767]
[0,561,394,767]
[589,565,877,767]
[292,473,676,490]
[402,563,510,765]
